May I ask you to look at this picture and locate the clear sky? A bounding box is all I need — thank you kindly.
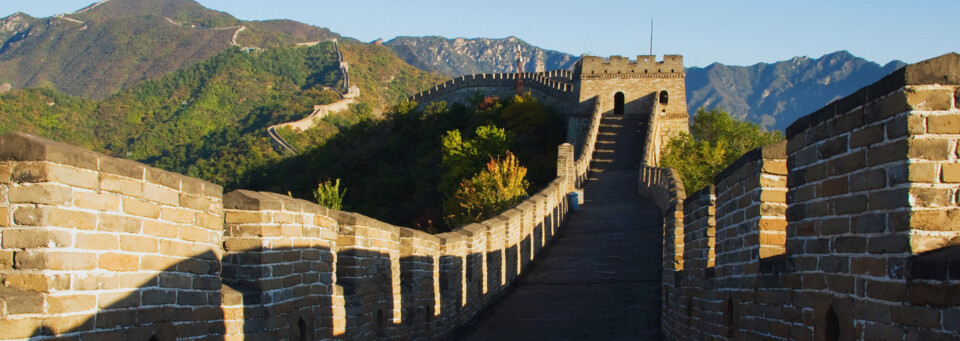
[3,0,958,67]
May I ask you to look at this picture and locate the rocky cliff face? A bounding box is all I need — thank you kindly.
[385,36,579,76]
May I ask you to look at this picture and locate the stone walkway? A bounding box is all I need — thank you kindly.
[459,114,664,340]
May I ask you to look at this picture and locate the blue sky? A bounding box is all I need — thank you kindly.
[3,0,958,67]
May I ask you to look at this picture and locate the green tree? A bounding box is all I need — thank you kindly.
[443,151,529,228]
[661,108,784,193]
[439,125,512,195]
[314,178,346,210]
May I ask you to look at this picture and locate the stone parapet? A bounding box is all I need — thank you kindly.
[0,94,604,340]
[641,53,960,340]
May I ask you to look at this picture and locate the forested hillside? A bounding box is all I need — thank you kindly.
[0,41,442,187]
[0,0,340,99]
[241,93,566,232]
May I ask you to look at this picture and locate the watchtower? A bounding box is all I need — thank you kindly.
[572,54,689,163]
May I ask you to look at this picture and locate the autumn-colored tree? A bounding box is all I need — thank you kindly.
[439,125,512,195]
[443,151,529,228]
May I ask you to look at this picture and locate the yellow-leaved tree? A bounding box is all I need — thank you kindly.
[443,151,529,228]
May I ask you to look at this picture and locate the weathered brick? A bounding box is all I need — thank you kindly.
[15,251,96,270]
[0,207,9,227]
[849,168,886,192]
[11,162,98,189]
[908,138,951,161]
[99,214,141,233]
[100,174,143,197]
[927,115,960,134]
[225,211,267,224]
[867,91,908,122]
[141,255,178,271]
[762,159,787,175]
[158,239,195,257]
[893,305,941,329]
[144,183,180,206]
[0,318,42,339]
[142,220,178,239]
[828,151,865,176]
[161,207,195,224]
[45,294,97,314]
[145,167,182,190]
[942,163,960,183]
[0,250,12,268]
[123,197,160,219]
[910,209,960,231]
[819,136,848,158]
[907,88,954,111]
[869,188,910,210]
[1,228,74,249]
[1,273,58,291]
[8,183,72,205]
[13,206,47,226]
[835,195,868,215]
[907,162,938,183]
[820,176,848,197]
[195,212,222,230]
[76,233,119,250]
[833,236,866,253]
[911,187,951,207]
[98,252,139,271]
[49,207,97,230]
[851,213,885,233]
[120,235,159,253]
[868,140,908,166]
[73,191,121,211]
[850,125,884,147]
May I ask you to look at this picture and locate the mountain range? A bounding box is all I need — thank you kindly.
[0,0,909,132]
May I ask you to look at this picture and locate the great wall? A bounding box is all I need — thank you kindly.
[267,40,355,155]
[0,51,958,340]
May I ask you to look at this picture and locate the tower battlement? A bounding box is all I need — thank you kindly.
[576,55,684,78]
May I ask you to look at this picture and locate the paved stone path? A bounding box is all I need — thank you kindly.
[459,114,664,340]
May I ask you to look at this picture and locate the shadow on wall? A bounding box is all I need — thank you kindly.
[15,247,546,340]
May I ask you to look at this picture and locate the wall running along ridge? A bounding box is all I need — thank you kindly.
[0,95,604,339]
[639,53,960,339]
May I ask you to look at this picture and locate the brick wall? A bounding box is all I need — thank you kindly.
[0,133,224,340]
[0,89,603,340]
[640,53,960,340]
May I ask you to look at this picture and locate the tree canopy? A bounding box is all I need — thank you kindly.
[660,108,784,193]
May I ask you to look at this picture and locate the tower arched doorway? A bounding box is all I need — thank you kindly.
[614,92,625,115]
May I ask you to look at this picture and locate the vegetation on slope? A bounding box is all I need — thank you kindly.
[661,108,783,193]
[0,40,441,188]
[0,0,340,99]
[240,93,565,233]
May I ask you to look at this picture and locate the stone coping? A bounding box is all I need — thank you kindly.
[0,132,222,197]
[712,140,787,185]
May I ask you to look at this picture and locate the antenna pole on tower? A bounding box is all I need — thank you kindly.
[516,45,524,96]
[649,18,654,56]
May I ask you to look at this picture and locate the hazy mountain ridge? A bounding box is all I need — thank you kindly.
[0,0,340,99]
[385,36,579,76]
[686,51,906,131]
[385,37,906,131]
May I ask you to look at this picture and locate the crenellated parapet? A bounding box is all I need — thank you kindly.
[574,55,684,79]
[0,96,606,340]
[639,53,960,340]
[407,71,577,109]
